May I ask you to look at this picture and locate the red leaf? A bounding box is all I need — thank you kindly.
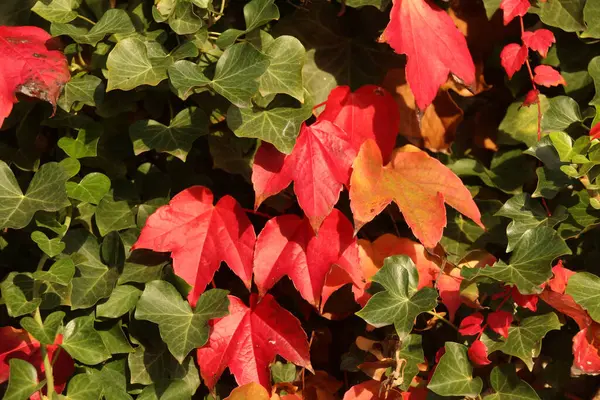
[318,85,400,162]
[437,270,463,322]
[381,0,475,110]
[522,29,555,58]
[511,287,538,312]
[197,294,312,390]
[0,26,70,127]
[458,313,484,336]
[133,186,255,305]
[499,0,531,25]
[350,140,483,248]
[252,120,356,231]
[254,209,364,308]
[487,311,513,338]
[533,65,566,87]
[342,380,403,400]
[522,89,539,107]
[500,43,527,79]
[539,290,591,330]
[572,326,600,375]
[548,261,575,294]
[468,340,491,366]
[590,122,600,140]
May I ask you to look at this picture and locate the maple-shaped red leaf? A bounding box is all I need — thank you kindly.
[349,140,483,248]
[380,0,475,110]
[511,287,538,312]
[487,310,513,338]
[254,209,364,308]
[522,89,539,107]
[342,379,403,400]
[252,121,356,231]
[500,0,530,25]
[468,340,491,366]
[548,261,575,294]
[318,85,400,162]
[572,326,600,375]
[0,327,74,396]
[197,294,312,390]
[522,29,555,58]
[533,65,566,87]
[0,26,70,128]
[458,313,484,336]
[133,186,255,305]
[500,43,527,79]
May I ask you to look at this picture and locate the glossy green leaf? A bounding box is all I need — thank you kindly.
[51,9,135,45]
[583,0,600,38]
[565,272,600,323]
[0,272,41,317]
[65,373,103,400]
[498,96,550,147]
[62,315,112,364]
[396,334,424,391]
[258,35,305,102]
[20,311,65,345]
[66,172,111,205]
[589,56,600,107]
[95,190,137,237]
[3,359,41,400]
[531,0,586,32]
[98,322,134,354]
[33,257,76,286]
[167,2,203,35]
[216,0,280,47]
[345,0,390,11]
[484,364,541,400]
[96,284,142,319]
[541,96,582,132]
[57,124,102,159]
[30,230,65,258]
[32,0,81,23]
[136,357,200,400]
[58,74,104,112]
[427,342,483,397]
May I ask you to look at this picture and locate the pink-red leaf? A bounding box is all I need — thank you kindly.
[590,122,600,140]
[252,121,356,231]
[511,287,538,312]
[533,65,566,87]
[522,89,539,107]
[572,326,600,375]
[522,29,555,58]
[0,26,70,127]
[500,43,527,79]
[133,186,255,305]
[458,313,484,336]
[548,261,575,294]
[487,310,513,338]
[500,0,531,25]
[254,209,364,308]
[437,270,463,322]
[381,0,475,110]
[197,294,312,390]
[318,85,400,162]
[342,380,403,400]
[540,290,591,330]
[468,340,491,366]
[349,140,483,248]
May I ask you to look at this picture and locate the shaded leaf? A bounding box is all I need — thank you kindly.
[427,342,483,397]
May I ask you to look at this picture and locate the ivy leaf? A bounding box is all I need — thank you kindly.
[258,35,305,102]
[19,311,65,345]
[427,342,483,397]
[356,255,438,340]
[381,0,475,109]
[530,0,585,32]
[0,161,69,230]
[58,74,104,112]
[33,257,75,286]
[133,353,200,399]
[216,0,280,47]
[1,273,41,317]
[584,1,600,38]
[30,230,65,257]
[135,281,229,363]
[565,272,600,323]
[57,124,102,159]
[107,37,171,91]
[133,186,256,305]
[61,315,112,365]
[197,294,312,390]
[96,284,142,319]
[32,0,80,23]
[349,140,483,248]
[396,334,425,391]
[66,172,111,205]
[0,26,70,127]
[461,226,571,294]
[484,364,541,400]
[51,9,135,46]
[95,189,137,237]
[541,96,582,132]
[253,209,364,308]
[271,361,296,384]
[3,359,41,400]
[498,95,550,147]
[482,313,562,370]
[129,107,209,162]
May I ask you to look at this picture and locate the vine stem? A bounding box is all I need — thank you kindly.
[76,14,96,25]
[242,208,272,219]
[34,308,55,397]
[426,311,458,331]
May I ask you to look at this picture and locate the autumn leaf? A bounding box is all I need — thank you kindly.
[252,120,356,231]
[381,0,475,110]
[500,43,527,79]
[349,140,483,248]
[468,340,491,366]
[253,209,364,308]
[197,294,312,390]
[572,326,600,375]
[539,290,591,329]
[318,85,400,162]
[225,382,270,400]
[458,313,484,336]
[533,65,566,87]
[133,186,256,305]
[522,29,555,58]
[342,380,402,400]
[499,0,530,25]
[0,26,70,127]
[548,261,575,294]
[487,311,513,338]
[437,268,463,322]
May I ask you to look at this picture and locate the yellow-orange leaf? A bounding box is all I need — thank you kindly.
[225,382,270,400]
[349,140,483,248]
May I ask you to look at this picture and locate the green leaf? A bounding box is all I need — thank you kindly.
[565,272,600,323]
[482,313,562,370]
[496,194,567,252]
[130,107,209,161]
[98,322,134,354]
[136,357,200,400]
[66,172,111,205]
[461,226,571,294]
[271,361,297,384]
[583,0,600,38]
[135,281,229,363]
[498,96,550,147]
[0,272,41,317]
[107,37,172,91]
[396,334,424,391]
[167,60,211,100]
[32,0,81,23]
[101,231,126,268]
[58,74,104,112]
[165,1,204,35]
[33,257,76,286]
[0,161,69,229]
[57,124,102,159]
[427,342,483,398]
[531,0,585,32]
[227,93,313,154]
[589,56,600,107]
[258,35,305,102]
[30,230,65,257]
[484,364,541,400]
[95,190,137,237]
[557,189,600,238]
[62,315,112,365]
[244,0,279,32]
[96,284,142,319]
[51,9,136,45]
[20,311,65,345]
[344,0,390,11]
[65,373,103,400]
[60,157,81,179]
[3,359,42,400]
[541,96,583,132]
[208,130,256,180]
[356,255,438,340]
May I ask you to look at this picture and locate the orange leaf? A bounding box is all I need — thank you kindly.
[349,140,483,248]
[225,382,271,400]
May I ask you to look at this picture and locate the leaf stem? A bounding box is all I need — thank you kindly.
[36,254,49,272]
[212,0,226,23]
[242,208,273,219]
[76,14,96,25]
[427,311,458,331]
[34,308,55,397]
